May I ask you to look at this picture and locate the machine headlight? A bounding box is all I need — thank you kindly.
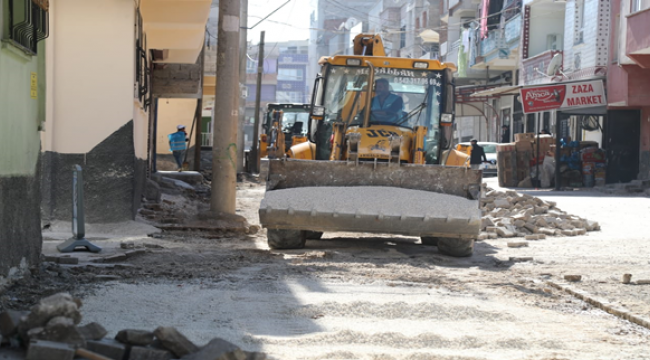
[413,62,429,69]
[346,59,362,66]
[441,113,453,124]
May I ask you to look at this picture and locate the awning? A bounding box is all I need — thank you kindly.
[469,85,521,97]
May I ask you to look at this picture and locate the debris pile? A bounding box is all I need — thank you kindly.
[479,187,600,240]
[0,292,266,360]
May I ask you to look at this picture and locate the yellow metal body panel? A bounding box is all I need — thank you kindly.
[444,149,470,167]
[323,55,452,71]
[345,125,414,162]
[288,141,315,160]
[456,143,471,156]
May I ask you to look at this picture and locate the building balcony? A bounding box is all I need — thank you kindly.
[521,50,562,85]
[626,7,650,68]
[140,0,211,64]
[471,14,521,70]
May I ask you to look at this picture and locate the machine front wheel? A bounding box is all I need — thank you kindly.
[267,229,307,249]
[437,238,475,257]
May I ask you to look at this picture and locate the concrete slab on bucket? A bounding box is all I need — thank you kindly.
[260,186,481,238]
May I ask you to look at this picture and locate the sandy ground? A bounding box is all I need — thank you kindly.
[4,178,650,359]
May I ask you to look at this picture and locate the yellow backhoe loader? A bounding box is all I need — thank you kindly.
[259,103,311,159]
[258,34,483,257]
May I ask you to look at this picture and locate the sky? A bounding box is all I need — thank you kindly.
[246,0,315,43]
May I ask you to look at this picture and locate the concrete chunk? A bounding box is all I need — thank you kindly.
[26,340,75,360]
[524,235,539,240]
[495,227,515,238]
[507,241,529,248]
[18,293,82,339]
[181,337,246,360]
[0,310,27,337]
[78,322,108,341]
[86,339,127,360]
[129,346,173,360]
[153,326,199,358]
[116,329,155,346]
[493,199,511,208]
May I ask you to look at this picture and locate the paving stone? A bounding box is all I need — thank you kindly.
[564,275,582,282]
[126,249,147,258]
[477,232,488,240]
[26,340,75,360]
[86,339,127,360]
[493,199,510,208]
[488,232,498,239]
[495,227,515,238]
[507,241,529,248]
[154,326,198,358]
[104,254,128,262]
[524,235,538,240]
[180,337,246,360]
[514,220,526,228]
[533,206,548,214]
[116,329,155,346]
[0,310,27,337]
[129,346,173,360]
[78,322,107,341]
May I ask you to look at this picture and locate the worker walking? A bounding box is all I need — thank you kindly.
[470,139,487,170]
[169,125,188,171]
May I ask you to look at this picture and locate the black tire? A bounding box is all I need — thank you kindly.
[420,237,439,246]
[437,237,475,257]
[267,229,306,249]
[304,231,324,240]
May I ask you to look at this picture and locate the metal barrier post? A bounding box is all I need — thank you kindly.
[57,165,102,253]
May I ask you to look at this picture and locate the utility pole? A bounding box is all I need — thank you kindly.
[236,0,248,174]
[250,31,265,174]
[211,0,241,215]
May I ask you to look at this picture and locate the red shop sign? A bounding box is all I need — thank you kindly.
[520,80,606,114]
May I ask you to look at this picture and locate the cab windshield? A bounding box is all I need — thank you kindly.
[265,109,310,135]
[321,65,444,162]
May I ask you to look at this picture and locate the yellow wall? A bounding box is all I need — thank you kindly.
[43,0,137,154]
[156,98,198,154]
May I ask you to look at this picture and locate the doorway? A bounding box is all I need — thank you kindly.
[605,110,640,183]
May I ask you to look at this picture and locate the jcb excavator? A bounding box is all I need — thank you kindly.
[259,103,311,159]
[258,34,482,257]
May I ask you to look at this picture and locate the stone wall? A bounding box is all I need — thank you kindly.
[41,121,144,224]
[0,162,42,282]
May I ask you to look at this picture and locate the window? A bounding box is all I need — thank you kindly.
[400,26,406,48]
[246,59,277,74]
[574,0,585,44]
[632,0,650,12]
[6,0,49,54]
[276,91,304,103]
[278,68,303,81]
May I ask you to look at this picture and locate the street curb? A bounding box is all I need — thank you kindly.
[547,281,650,330]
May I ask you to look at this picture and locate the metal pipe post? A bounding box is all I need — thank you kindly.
[554,112,564,190]
[211,0,241,214]
[250,31,265,174]
[236,0,248,173]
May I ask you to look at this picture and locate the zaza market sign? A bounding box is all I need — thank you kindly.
[520,80,606,114]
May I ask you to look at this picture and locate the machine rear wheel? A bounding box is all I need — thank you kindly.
[437,238,474,257]
[267,229,306,249]
[420,237,439,246]
[304,231,324,240]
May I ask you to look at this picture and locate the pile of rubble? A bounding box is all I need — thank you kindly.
[479,188,600,240]
[0,293,265,360]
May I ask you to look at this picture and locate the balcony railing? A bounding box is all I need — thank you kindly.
[521,50,562,85]
[479,14,521,57]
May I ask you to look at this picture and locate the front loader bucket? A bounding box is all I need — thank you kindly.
[259,159,483,239]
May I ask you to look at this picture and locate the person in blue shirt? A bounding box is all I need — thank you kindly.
[370,78,404,124]
[168,125,188,171]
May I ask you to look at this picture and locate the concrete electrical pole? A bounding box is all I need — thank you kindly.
[211,0,241,215]
[236,0,248,174]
